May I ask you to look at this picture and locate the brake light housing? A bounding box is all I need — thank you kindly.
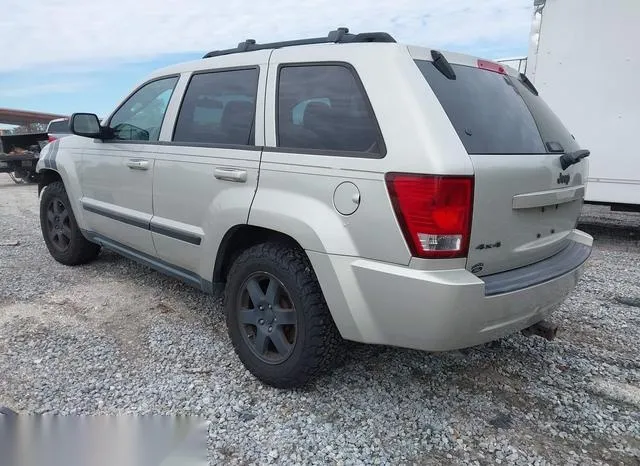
[385,173,474,259]
[48,135,57,143]
[477,59,506,75]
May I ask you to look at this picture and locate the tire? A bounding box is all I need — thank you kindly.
[39,181,101,265]
[224,242,343,388]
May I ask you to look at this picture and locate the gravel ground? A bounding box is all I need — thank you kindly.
[1,175,639,465]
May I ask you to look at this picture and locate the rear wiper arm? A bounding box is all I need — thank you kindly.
[559,149,590,170]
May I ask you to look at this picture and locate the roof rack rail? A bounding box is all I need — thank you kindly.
[202,27,396,59]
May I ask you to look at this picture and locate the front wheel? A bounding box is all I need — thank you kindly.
[224,242,343,388]
[40,181,101,265]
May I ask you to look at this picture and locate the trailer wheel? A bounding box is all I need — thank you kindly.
[8,171,28,184]
[40,181,101,265]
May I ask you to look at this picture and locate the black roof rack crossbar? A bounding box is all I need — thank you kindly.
[202,27,396,59]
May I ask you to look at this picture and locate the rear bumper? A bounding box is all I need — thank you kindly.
[482,238,592,296]
[309,229,593,351]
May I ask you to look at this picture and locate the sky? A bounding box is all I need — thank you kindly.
[0,0,534,119]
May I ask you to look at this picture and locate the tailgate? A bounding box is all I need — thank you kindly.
[468,155,584,275]
[414,54,588,276]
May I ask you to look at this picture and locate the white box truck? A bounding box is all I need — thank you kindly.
[498,0,640,211]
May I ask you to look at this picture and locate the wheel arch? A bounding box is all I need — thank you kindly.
[211,224,360,341]
[36,167,88,233]
[213,224,304,288]
[37,169,63,197]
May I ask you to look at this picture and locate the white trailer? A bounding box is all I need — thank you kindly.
[498,0,640,211]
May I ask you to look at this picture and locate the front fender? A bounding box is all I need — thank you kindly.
[36,139,87,230]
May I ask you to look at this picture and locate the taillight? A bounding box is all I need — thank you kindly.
[48,135,57,143]
[477,59,506,74]
[385,173,474,259]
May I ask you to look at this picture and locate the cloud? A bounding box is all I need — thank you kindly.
[0,81,91,97]
[1,0,533,72]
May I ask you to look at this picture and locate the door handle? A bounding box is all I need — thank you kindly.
[214,167,247,183]
[126,159,150,170]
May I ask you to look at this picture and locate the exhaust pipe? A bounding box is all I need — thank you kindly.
[522,320,558,341]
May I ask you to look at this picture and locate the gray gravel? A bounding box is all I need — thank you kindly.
[1,175,639,465]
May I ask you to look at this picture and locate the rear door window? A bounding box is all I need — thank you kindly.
[173,68,259,146]
[415,60,578,155]
[277,64,384,157]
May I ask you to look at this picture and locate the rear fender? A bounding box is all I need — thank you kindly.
[248,187,358,255]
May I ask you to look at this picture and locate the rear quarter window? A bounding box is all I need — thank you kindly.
[276,64,384,157]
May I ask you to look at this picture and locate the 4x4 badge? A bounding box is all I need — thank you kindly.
[557,173,570,185]
[476,241,501,250]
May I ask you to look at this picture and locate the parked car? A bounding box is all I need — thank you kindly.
[46,117,71,143]
[36,28,593,388]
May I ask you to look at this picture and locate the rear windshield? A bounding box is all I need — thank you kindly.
[47,120,70,133]
[415,60,578,155]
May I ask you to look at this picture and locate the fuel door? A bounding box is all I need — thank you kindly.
[333,181,360,216]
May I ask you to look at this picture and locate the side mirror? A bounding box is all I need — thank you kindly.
[70,113,103,139]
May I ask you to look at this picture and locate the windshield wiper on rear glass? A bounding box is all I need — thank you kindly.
[546,141,591,169]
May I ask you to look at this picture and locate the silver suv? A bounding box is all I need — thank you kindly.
[36,28,593,388]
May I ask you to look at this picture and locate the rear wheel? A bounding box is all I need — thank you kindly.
[40,181,100,265]
[225,242,343,388]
